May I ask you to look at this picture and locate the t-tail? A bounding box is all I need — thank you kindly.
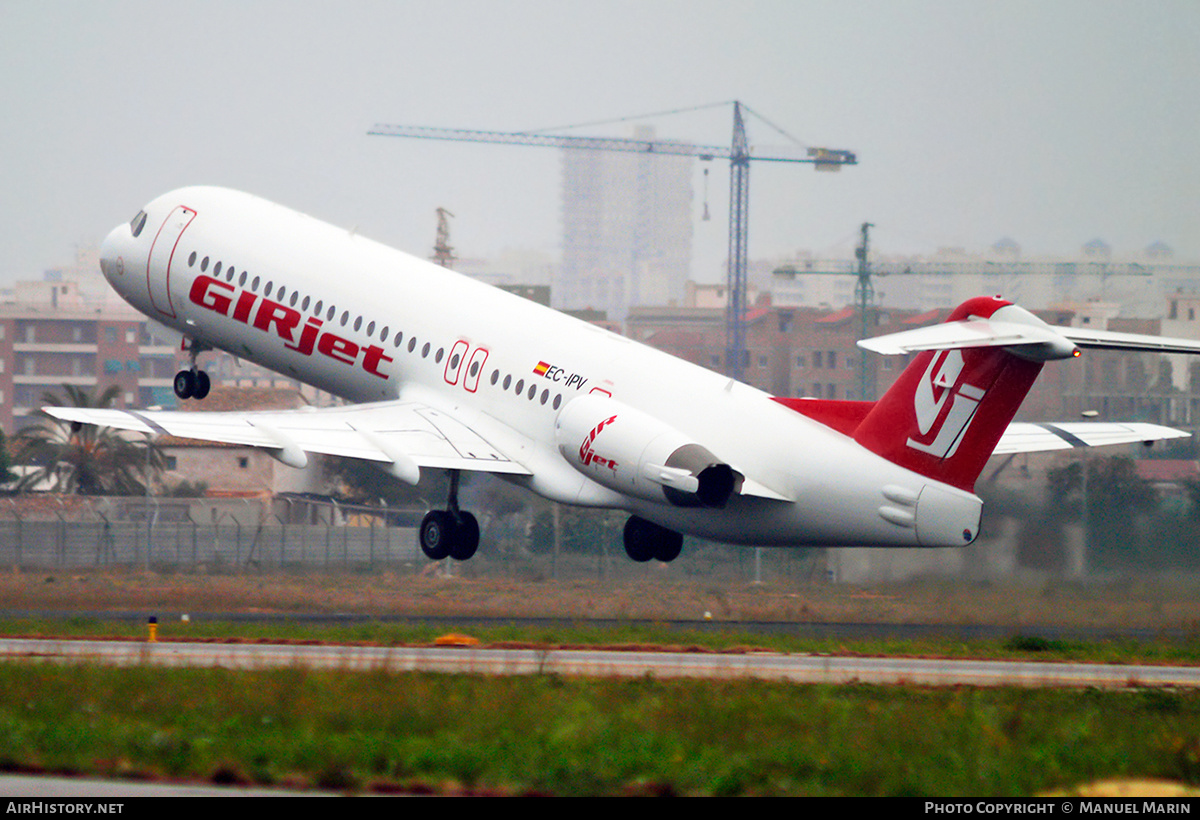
[807,296,1082,492]
[856,297,1056,491]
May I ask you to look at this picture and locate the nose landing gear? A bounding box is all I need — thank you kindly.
[173,338,212,400]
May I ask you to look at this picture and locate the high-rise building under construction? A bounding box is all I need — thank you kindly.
[557,126,693,320]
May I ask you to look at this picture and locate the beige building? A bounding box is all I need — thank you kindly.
[157,387,328,499]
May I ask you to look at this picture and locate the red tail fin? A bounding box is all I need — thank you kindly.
[852,296,1043,492]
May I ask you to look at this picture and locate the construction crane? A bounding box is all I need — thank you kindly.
[431,207,455,269]
[368,101,857,381]
[773,226,1158,401]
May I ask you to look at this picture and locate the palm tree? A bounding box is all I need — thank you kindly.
[0,426,15,490]
[13,385,163,495]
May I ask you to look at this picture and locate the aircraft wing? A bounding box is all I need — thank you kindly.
[41,401,532,484]
[994,422,1189,455]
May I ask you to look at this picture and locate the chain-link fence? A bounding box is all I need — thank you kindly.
[0,495,422,571]
[0,494,834,582]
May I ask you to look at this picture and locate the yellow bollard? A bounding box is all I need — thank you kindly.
[147,616,157,643]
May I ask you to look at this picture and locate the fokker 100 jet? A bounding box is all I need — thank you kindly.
[48,187,1200,563]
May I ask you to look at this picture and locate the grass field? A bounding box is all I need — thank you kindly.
[1,569,1199,796]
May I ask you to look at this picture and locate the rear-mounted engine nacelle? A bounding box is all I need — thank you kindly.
[555,393,737,508]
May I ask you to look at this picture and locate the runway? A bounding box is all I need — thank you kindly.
[1,637,1197,688]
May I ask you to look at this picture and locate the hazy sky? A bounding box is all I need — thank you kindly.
[2,0,1197,286]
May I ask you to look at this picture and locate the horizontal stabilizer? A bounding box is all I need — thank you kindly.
[1059,327,1200,355]
[995,422,1189,454]
[861,317,1200,359]
[858,319,1066,355]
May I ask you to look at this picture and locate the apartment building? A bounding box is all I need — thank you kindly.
[0,277,187,431]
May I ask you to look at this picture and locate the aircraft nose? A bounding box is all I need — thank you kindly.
[97,223,129,284]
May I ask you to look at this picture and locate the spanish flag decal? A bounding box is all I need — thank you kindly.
[533,361,551,376]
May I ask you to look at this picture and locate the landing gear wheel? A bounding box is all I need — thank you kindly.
[653,530,683,563]
[173,369,196,400]
[420,510,455,561]
[449,512,479,561]
[192,370,211,400]
[420,471,482,562]
[623,516,683,563]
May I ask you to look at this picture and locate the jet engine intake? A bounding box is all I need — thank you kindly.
[556,394,737,508]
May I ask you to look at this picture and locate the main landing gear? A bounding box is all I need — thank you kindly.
[419,470,480,561]
[623,516,683,563]
[174,338,212,401]
[173,368,210,400]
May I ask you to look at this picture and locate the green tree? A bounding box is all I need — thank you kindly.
[1045,456,1158,570]
[0,426,15,489]
[12,385,163,495]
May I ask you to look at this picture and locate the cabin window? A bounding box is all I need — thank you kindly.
[408,338,417,353]
[226,266,236,282]
[214,261,223,277]
[201,257,210,272]
[188,251,197,267]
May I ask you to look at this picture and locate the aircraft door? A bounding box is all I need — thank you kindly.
[463,347,489,393]
[146,205,197,318]
[444,339,469,385]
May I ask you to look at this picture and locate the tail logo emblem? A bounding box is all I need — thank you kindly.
[906,349,986,458]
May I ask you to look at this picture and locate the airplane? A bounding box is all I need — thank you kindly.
[47,186,1200,563]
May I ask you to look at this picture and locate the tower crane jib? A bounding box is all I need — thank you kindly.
[368,102,857,381]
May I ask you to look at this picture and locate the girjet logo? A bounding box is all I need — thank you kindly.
[905,348,986,459]
[189,275,393,379]
[579,414,619,471]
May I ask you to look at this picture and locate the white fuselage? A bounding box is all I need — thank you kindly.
[98,186,981,548]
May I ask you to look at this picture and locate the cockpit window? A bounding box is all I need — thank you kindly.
[130,210,148,238]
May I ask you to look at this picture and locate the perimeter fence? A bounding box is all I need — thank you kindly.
[0,494,829,582]
[0,495,421,572]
